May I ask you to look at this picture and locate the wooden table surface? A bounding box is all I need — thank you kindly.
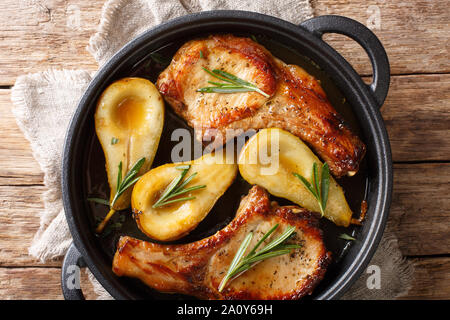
[0,0,448,300]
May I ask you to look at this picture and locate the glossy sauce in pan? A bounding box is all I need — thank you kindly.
[84,34,369,299]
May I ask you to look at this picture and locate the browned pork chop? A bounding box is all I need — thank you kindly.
[112,186,331,299]
[157,34,365,177]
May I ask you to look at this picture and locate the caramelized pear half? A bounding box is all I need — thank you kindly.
[132,152,237,241]
[238,128,352,226]
[95,77,164,211]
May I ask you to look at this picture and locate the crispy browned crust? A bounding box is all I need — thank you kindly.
[157,34,365,177]
[157,35,277,129]
[113,186,331,300]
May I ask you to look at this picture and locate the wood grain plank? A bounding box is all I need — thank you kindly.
[390,163,450,256]
[313,0,450,76]
[0,257,447,299]
[0,185,61,267]
[0,0,449,85]
[382,74,450,162]
[2,74,449,173]
[0,267,97,300]
[0,0,102,86]
[400,257,450,300]
[0,72,448,264]
[0,0,447,301]
[0,163,447,266]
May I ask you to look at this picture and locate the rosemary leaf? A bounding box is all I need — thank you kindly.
[152,167,188,207]
[95,157,146,233]
[152,165,206,208]
[120,170,139,190]
[111,158,146,208]
[173,172,198,193]
[242,249,292,266]
[339,233,356,241]
[87,198,110,206]
[168,184,206,199]
[321,163,330,212]
[277,244,303,250]
[212,69,253,86]
[198,67,270,98]
[197,87,257,94]
[207,81,230,86]
[121,158,146,186]
[218,224,300,292]
[120,176,142,194]
[313,163,320,198]
[292,172,317,198]
[293,162,330,217]
[153,196,197,207]
[201,67,233,83]
[256,225,297,256]
[111,137,119,145]
[117,161,122,191]
[246,224,279,257]
[218,233,253,292]
[230,233,254,271]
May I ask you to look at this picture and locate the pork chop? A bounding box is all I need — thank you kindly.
[157,34,365,177]
[112,186,331,299]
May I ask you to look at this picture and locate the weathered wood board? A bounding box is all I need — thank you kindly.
[0,0,449,85]
[0,0,448,300]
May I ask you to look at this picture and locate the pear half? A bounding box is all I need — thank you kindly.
[95,77,164,212]
[238,128,352,226]
[132,152,237,241]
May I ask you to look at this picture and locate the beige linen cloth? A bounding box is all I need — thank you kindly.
[11,0,412,299]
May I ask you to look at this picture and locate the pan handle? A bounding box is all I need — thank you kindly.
[61,243,86,300]
[300,15,390,107]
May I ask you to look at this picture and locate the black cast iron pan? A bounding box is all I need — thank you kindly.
[61,11,392,300]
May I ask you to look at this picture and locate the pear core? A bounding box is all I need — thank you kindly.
[114,96,146,131]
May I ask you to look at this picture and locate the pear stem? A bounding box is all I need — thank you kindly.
[96,208,116,233]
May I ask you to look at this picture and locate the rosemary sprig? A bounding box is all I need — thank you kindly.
[292,162,330,217]
[152,165,206,208]
[95,157,146,233]
[339,233,356,241]
[218,224,301,292]
[87,197,110,206]
[197,67,270,98]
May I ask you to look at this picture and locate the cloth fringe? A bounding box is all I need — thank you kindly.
[11,69,92,262]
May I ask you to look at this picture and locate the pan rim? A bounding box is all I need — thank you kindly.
[62,10,392,300]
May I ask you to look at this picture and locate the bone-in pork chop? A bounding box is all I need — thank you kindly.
[112,186,331,299]
[157,34,365,177]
